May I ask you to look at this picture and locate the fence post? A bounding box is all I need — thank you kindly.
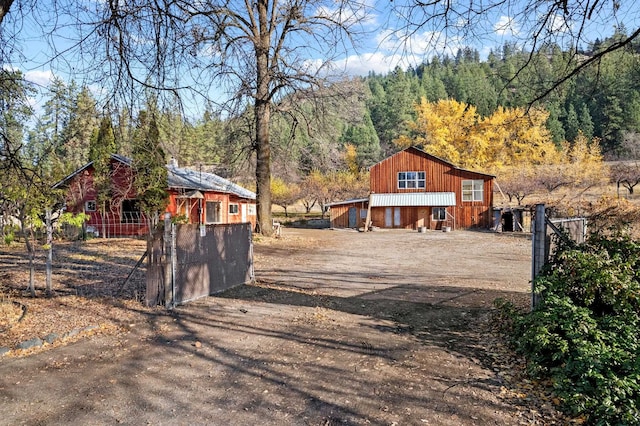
[163,213,173,308]
[171,222,177,309]
[249,223,255,283]
[531,203,546,309]
[45,208,53,296]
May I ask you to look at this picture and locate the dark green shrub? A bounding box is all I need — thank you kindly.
[506,232,640,425]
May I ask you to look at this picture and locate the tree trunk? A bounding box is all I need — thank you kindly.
[254,0,273,236]
[102,205,108,238]
[0,0,14,25]
[255,100,272,235]
[21,220,36,297]
[46,209,53,297]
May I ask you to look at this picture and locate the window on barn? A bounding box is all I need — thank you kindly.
[85,200,96,212]
[432,207,446,221]
[121,199,141,223]
[229,204,239,215]
[398,171,426,189]
[462,180,484,202]
[205,201,222,224]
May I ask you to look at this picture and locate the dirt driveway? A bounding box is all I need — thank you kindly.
[0,228,555,425]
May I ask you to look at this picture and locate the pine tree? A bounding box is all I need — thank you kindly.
[132,112,168,225]
[579,104,595,141]
[339,111,381,169]
[546,103,566,145]
[565,104,580,143]
[89,116,116,233]
[60,86,99,170]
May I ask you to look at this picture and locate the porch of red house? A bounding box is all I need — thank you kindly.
[64,211,151,239]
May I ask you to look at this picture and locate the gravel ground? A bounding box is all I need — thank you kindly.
[0,228,566,425]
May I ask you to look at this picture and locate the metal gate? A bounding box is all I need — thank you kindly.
[146,221,254,307]
[531,204,587,307]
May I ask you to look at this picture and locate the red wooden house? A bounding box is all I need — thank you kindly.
[54,155,256,237]
[328,147,494,230]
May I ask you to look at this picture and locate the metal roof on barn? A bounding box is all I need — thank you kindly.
[370,192,456,207]
[53,154,255,200]
[325,198,369,207]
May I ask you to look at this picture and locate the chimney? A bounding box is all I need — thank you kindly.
[169,157,178,168]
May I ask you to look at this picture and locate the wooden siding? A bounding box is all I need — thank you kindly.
[329,201,368,228]
[65,159,257,235]
[167,192,256,229]
[369,206,452,230]
[365,147,494,229]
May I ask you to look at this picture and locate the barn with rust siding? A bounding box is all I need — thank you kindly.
[329,147,495,230]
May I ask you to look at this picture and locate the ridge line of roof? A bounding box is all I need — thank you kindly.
[371,146,495,178]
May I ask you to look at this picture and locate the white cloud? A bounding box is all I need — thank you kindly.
[548,12,572,34]
[494,15,519,37]
[325,24,468,77]
[24,69,54,87]
[335,52,400,75]
[315,2,377,27]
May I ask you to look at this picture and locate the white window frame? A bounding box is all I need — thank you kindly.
[229,203,239,215]
[462,179,484,202]
[85,200,97,212]
[398,171,426,189]
[205,201,222,224]
[432,207,446,221]
[121,199,141,223]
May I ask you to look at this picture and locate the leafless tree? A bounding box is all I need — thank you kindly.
[609,131,640,196]
[79,0,373,234]
[496,166,542,205]
[2,1,372,234]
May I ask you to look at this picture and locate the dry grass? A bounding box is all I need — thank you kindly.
[0,238,155,353]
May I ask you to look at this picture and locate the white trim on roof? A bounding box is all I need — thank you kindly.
[370,192,456,207]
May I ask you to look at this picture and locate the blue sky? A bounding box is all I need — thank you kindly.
[9,0,639,113]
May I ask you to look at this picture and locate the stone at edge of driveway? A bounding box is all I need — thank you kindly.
[17,337,43,350]
[43,333,59,344]
[5,325,103,358]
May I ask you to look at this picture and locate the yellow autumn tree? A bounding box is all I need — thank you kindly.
[397,99,608,206]
[343,144,360,175]
[396,99,478,167]
[559,132,608,189]
[395,98,562,171]
[302,168,369,218]
[271,177,301,217]
[478,106,562,169]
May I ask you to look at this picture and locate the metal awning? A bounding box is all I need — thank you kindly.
[176,190,204,199]
[370,192,456,207]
